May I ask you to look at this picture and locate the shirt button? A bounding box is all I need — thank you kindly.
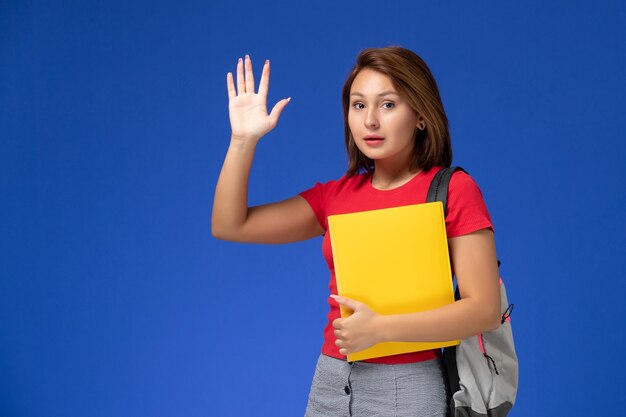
[344,385,351,395]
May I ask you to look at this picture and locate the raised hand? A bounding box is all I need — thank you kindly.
[226,55,291,143]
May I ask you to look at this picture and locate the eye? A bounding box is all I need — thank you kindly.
[352,102,365,110]
[382,102,395,109]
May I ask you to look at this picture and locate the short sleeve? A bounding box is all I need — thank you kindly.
[299,182,328,232]
[445,171,494,238]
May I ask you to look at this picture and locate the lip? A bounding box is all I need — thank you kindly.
[363,135,385,147]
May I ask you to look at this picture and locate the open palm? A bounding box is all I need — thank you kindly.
[227,55,290,142]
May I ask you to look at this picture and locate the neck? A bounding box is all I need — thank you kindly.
[371,162,420,190]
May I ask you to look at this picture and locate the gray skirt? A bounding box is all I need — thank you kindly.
[304,354,449,417]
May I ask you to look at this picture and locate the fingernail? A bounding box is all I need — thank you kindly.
[238,58,242,63]
[245,54,250,59]
[287,97,292,102]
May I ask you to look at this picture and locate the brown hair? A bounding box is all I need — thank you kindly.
[342,46,452,176]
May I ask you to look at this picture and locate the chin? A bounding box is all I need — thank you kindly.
[358,148,386,160]
[355,144,379,158]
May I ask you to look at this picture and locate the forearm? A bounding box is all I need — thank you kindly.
[378,297,500,343]
[211,136,258,238]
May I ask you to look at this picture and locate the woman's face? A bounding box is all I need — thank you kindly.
[348,69,423,168]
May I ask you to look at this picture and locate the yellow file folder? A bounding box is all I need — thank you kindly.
[328,202,460,362]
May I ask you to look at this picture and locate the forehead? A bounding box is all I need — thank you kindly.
[350,69,397,95]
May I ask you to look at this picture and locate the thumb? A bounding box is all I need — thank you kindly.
[330,294,360,311]
[268,97,291,127]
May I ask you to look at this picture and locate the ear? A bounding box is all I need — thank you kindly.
[416,117,426,131]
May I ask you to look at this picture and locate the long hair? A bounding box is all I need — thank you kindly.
[342,46,452,176]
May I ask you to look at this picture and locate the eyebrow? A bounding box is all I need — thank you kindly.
[350,91,400,98]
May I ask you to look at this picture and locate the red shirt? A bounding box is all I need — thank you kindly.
[299,166,494,364]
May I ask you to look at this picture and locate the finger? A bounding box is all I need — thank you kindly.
[236,57,245,95]
[268,97,291,127]
[331,295,360,311]
[226,72,236,100]
[258,59,270,98]
[332,318,341,329]
[244,54,255,94]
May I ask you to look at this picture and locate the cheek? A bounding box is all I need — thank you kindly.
[347,115,361,138]
[348,112,358,129]
[389,113,418,139]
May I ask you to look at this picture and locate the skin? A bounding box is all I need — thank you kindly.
[212,56,502,357]
[348,68,425,189]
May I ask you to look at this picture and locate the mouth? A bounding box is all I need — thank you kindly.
[363,135,385,146]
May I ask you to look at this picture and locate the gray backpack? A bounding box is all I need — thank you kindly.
[426,167,519,417]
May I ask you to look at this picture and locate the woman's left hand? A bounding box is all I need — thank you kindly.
[331,295,385,356]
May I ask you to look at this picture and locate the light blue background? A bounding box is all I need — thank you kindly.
[2,1,625,416]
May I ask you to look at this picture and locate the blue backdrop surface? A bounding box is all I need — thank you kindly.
[2,1,625,416]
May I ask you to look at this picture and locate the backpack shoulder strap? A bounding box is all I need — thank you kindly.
[430,166,468,398]
[426,165,501,286]
[425,166,467,214]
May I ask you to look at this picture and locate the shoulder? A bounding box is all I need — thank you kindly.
[297,172,369,232]
[445,168,494,237]
[448,169,486,200]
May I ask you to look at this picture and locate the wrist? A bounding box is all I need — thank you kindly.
[229,135,260,151]
[231,133,261,144]
[375,314,394,344]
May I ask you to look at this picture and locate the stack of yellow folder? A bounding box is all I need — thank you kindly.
[328,202,459,362]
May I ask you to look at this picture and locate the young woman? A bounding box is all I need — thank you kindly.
[212,46,501,417]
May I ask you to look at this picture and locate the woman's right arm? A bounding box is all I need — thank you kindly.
[211,55,324,244]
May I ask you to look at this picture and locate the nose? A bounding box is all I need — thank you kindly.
[364,108,378,129]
